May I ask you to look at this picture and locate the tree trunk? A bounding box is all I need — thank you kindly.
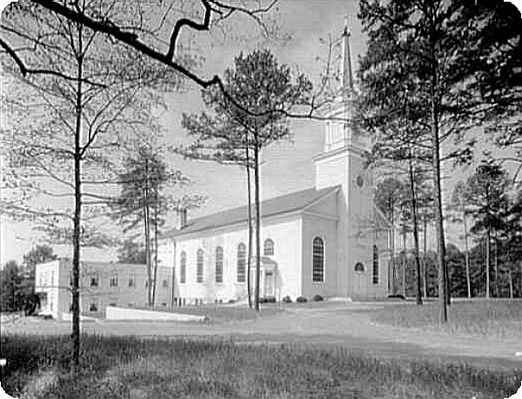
[494,236,499,298]
[245,139,253,309]
[152,203,159,306]
[429,7,448,322]
[254,132,261,311]
[408,156,422,305]
[71,26,84,371]
[462,204,471,298]
[423,216,428,298]
[486,230,491,298]
[402,226,407,297]
[144,158,152,306]
[390,210,396,295]
[508,269,513,299]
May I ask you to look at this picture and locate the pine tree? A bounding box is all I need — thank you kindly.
[358,0,521,321]
[180,49,312,310]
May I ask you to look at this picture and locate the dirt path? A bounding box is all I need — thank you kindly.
[5,302,522,369]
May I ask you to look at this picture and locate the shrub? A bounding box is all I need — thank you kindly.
[282,295,292,303]
[259,297,276,304]
[387,294,406,300]
[296,296,307,303]
[312,294,324,302]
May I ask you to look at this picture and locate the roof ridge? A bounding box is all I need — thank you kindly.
[161,185,340,239]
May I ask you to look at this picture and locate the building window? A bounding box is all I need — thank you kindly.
[162,279,168,288]
[90,274,99,287]
[372,245,379,284]
[215,246,224,283]
[180,251,186,284]
[237,243,246,283]
[264,239,274,256]
[128,277,135,287]
[109,273,118,287]
[312,237,324,282]
[197,249,204,283]
[354,262,365,272]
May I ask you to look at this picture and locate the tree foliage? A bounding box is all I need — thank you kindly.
[357,0,521,321]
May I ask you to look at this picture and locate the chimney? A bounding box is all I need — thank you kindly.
[177,208,188,230]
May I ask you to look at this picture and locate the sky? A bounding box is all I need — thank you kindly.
[0,0,509,263]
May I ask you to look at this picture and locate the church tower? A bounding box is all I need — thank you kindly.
[314,21,372,216]
[313,20,383,297]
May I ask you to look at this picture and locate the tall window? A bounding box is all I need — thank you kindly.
[312,237,324,282]
[180,251,186,284]
[215,246,224,283]
[264,239,274,256]
[237,243,246,283]
[109,272,118,287]
[372,245,379,284]
[197,249,204,283]
[90,274,99,287]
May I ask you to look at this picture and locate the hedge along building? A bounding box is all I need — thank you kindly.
[158,24,392,304]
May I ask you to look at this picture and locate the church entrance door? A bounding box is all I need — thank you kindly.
[264,271,275,298]
[352,262,368,296]
[354,273,367,296]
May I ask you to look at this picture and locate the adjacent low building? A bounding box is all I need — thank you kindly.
[35,259,173,320]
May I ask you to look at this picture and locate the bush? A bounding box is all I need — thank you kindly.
[282,295,292,303]
[387,294,406,300]
[296,296,307,303]
[259,296,276,304]
[312,294,324,302]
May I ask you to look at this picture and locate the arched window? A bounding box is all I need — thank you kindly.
[197,249,204,283]
[372,245,379,284]
[264,239,274,256]
[312,237,324,282]
[354,262,365,272]
[215,246,224,283]
[237,243,246,283]
[180,251,186,284]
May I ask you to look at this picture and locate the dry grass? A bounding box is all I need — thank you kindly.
[1,334,520,399]
[369,299,522,339]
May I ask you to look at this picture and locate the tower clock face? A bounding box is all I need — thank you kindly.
[356,175,364,187]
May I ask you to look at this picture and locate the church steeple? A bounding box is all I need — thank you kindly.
[341,17,354,94]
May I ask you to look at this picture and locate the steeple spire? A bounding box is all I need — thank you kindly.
[341,16,354,93]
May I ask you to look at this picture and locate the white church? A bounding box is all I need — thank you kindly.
[158,26,392,304]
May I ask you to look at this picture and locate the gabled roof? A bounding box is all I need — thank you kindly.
[161,185,340,239]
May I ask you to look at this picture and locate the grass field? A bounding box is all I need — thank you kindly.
[369,299,522,339]
[1,334,521,399]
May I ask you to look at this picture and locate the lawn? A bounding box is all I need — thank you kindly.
[369,299,522,339]
[1,334,521,398]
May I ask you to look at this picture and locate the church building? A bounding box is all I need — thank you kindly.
[158,25,391,304]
